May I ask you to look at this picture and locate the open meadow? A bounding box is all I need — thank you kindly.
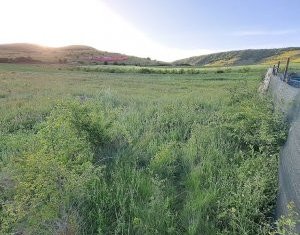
[0,64,289,234]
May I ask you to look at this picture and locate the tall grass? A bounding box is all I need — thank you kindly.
[0,64,287,234]
[74,64,266,75]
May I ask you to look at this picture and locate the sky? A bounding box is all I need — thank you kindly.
[0,0,300,61]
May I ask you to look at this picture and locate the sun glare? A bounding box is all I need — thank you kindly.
[0,0,210,61]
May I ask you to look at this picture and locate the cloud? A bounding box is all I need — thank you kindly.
[233,29,297,36]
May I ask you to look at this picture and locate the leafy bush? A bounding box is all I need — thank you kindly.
[274,202,300,235]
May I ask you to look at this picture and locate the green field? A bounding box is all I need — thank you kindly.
[0,64,287,234]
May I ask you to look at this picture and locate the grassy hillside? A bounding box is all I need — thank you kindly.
[174,47,300,66]
[2,44,300,67]
[0,43,167,66]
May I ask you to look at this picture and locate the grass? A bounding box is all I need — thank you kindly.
[2,43,300,67]
[174,47,300,66]
[76,64,268,74]
[0,63,287,234]
[263,50,300,64]
[0,43,167,66]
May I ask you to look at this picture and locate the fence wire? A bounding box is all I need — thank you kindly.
[268,72,300,232]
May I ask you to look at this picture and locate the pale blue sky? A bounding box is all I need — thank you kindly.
[104,0,300,51]
[1,0,299,61]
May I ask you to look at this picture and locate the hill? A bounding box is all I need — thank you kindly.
[174,47,300,66]
[2,44,300,67]
[0,43,167,66]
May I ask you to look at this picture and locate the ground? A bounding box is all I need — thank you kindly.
[0,64,288,234]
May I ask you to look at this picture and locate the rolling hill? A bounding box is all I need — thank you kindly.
[174,47,300,66]
[0,43,167,66]
[1,44,300,67]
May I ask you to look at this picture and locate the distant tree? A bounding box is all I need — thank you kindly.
[58,58,68,64]
[104,61,108,65]
[0,58,11,63]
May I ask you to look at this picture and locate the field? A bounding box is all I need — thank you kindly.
[0,64,288,234]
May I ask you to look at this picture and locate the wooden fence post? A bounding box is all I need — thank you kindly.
[277,61,281,74]
[272,65,276,75]
[284,58,290,82]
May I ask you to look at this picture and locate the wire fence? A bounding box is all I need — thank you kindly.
[267,69,300,232]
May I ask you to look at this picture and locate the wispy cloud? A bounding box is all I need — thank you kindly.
[233,29,297,36]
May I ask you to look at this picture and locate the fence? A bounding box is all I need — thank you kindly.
[264,63,300,232]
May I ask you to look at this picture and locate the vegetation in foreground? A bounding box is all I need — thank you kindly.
[0,64,287,234]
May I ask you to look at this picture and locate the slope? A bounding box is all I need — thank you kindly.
[0,43,166,66]
[174,47,300,66]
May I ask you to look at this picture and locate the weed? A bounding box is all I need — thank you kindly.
[0,64,287,234]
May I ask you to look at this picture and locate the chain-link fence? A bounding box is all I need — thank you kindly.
[267,70,300,232]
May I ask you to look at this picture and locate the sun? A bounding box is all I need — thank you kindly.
[0,0,210,61]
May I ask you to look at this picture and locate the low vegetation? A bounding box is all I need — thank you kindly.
[174,48,300,67]
[1,43,300,68]
[75,64,266,75]
[0,64,288,234]
[0,43,167,66]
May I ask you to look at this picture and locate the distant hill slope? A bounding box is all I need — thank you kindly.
[174,47,300,66]
[2,44,300,67]
[0,43,167,66]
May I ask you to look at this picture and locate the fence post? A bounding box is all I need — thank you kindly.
[272,65,276,75]
[277,61,281,74]
[284,58,290,82]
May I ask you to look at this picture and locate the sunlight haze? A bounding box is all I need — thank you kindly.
[1,0,299,61]
[0,0,211,61]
